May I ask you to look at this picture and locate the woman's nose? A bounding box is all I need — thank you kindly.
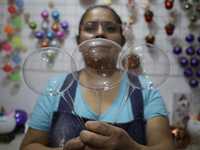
[94,25,106,38]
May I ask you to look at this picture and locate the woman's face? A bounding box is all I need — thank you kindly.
[77,7,125,47]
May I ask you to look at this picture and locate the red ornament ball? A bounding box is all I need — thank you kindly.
[165,23,175,36]
[2,43,12,52]
[165,0,174,10]
[144,10,154,23]
[3,64,12,72]
[8,5,17,14]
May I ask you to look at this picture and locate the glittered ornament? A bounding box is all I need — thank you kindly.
[170,126,190,149]
[41,40,49,47]
[24,13,30,22]
[35,31,43,39]
[11,73,20,82]
[61,21,69,30]
[12,37,21,46]
[3,64,12,72]
[12,17,22,27]
[52,22,59,31]
[2,43,12,51]
[41,10,49,19]
[189,78,198,87]
[180,57,188,67]
[144,10,153,23]
[103,0,112,5]
[48,2,54,8]
[184,67,193,77]
[190,57,199,67]
[4,25,13,34]
[15,0,24,8]
[165,0,174,10]
[46,31,54,40]
[185,34,194,42]
[185,46,195,55]
[173,46,182,55]
[52,11,59,19]
[12,55,21,63]
[29,22,37,30]
[8,5,17,14]
[21,45,28,51]
[56,30,64,39]
[165,23,175,36]
[145,34,155,44]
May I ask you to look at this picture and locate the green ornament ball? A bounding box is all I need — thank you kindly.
[12,17,22,27]
[29,22,37,30]
[12,37,21,46]
[11,74,20,82]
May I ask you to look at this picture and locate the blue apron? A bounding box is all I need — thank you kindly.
[49,74,147,147]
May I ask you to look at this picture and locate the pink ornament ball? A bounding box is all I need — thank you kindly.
[56,30,64,39]
[41,10,49,19]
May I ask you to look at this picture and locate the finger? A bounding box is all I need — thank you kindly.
[64,137,85,150]
[85,121,115,136]
[80,130,108,148]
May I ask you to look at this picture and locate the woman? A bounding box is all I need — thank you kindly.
[20,5,176,150]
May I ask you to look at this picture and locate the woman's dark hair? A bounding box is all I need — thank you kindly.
[79,5,123,25]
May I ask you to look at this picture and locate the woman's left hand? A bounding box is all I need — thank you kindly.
[79,121,139,150]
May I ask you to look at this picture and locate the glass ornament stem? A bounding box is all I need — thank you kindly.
[61,91,85,129]
[111,84,135,125]
[96,91,99,120]
[99,90,105,120]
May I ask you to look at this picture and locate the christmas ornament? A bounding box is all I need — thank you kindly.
[196,69,200,78]
[4,25,13,34]
[35,31,43,39]
[3,64,12,72]
[185,34,194,42]
[127,52,140,69]
[41,10,49,19]
[61,21,69,30]
[12,37,21,46]
[21,45,28,51]
[189,78,198,87]
[41,20,48,31]
[180,57,188,67]
[24,13,30,22]
[11,74,20,82]
[190,14,197,22]
[12,55,21,63]
[190,57,199,67]
[145,34,155,44]
[29,22,37,30]
[165,0,174,10]
[15,0,24,8]
[2,43,12,51]
[8,5,17,14]
[184,67,193,77]
[126,0,137,11]
[46,31,54,40]
[48,2,54,8]
[165,23,175,36]
[141,1,149,9]
[183,2,192,11]
[144,10,153,23]
[52,22,59,31]
[185,46,195,55]
[197,48,200,56]
[103,0,112,5]
[197,36,200,43]
[56,30,64,39]
[41,40,49,47]
[173,46,182,55]
[12,17,22,27]
[171,125,190,149]
[52,11,59,19]
[50,40,59,47]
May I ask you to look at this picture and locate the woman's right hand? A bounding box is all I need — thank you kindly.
[63,137,85,150]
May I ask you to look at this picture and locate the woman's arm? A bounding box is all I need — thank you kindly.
[20,127,63,150]
[77,117,176,150]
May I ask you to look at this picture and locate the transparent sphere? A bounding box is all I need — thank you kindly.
[71,38,128,91]
[23,47,75,96]
[120,43,170,90]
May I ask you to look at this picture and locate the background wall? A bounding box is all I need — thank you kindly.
[0,0,200,126]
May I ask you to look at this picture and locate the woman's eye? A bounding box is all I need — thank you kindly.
[84,25,97,31]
